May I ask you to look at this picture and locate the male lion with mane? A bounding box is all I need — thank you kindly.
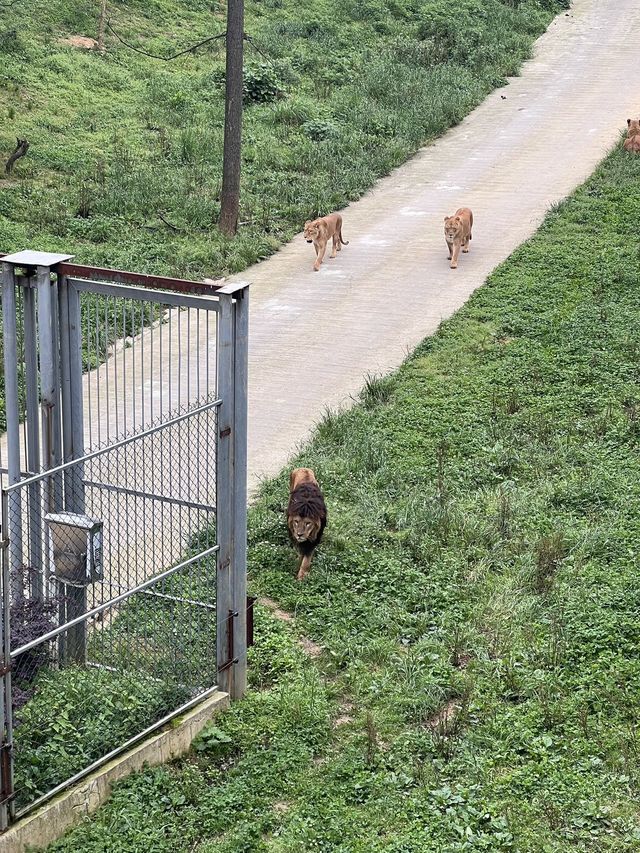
[287,468,327,580]
[624,118,640,153]
[444,207,473,269]
[303,213,349,272]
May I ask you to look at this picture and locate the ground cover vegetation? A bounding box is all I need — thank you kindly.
[43,140,640,850]
[0,0,567,278]
[0,0,570,799]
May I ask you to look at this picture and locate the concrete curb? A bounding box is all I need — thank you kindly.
[0,690,229,853]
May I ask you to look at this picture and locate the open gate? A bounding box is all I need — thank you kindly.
[0,251,249,827]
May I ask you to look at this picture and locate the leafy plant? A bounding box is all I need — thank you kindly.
[243,62,284,105]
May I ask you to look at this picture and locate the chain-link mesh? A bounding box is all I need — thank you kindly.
[0,292,222,816]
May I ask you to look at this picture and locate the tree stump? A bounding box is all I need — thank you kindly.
[5,138,29,174]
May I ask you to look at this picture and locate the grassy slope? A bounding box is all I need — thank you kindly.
[0,0,564,277]
[46,145,640,851]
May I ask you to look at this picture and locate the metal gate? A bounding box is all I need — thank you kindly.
[0,251,249,827]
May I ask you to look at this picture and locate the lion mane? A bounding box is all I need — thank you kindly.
[286,468,327,580]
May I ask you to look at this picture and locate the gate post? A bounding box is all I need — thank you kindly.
[216,293,235,696]
[216,284,249,700]
[58,274,86,664]
[22,275,43,602]
[0,490,12,830]
[231,285,249,699]
[36,263,63,524]
[1,261,24,606]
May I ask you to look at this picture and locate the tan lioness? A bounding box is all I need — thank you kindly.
[444,207,473,269]
[303,213,349,272]
[623,118,640,153]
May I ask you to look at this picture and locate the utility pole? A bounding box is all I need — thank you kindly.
[219,0,244,237]
[97,0,107,53]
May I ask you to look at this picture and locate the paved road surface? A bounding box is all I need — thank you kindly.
[232,0,640,492]
[4,0,640,588]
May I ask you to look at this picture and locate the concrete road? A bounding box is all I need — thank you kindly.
[3,0,640,590]
[232,0,640,491]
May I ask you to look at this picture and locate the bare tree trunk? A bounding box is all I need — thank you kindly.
[97,0,107,53]
[218,0,244,237]
[5,138,29,174]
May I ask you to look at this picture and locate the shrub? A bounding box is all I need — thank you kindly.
[243,62,284,104]
[302,118,339,141]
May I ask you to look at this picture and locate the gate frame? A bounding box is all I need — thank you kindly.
[0,252,249,829]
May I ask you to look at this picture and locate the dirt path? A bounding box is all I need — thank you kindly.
[234,0,640,491]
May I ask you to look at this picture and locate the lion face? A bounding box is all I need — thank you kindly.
[444,216,463,241]
[303,220,320,243]
[288,514,321,544]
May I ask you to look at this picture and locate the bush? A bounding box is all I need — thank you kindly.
[302,118,339,141]
[243,62,284,104]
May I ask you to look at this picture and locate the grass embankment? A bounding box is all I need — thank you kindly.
[0,0,566,277]
[45,145,640,850]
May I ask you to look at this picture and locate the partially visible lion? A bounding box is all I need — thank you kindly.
[287,468,327,580]
[303,213,349,272]
[444,207,473,269]
[624,118,640,153]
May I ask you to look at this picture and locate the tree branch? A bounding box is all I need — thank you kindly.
[105,20,225,60]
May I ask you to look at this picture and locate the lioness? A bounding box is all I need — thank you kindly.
[624,118,640,153]
[444,207,473,269]
[303,213,349,272]
[287,468,327,580]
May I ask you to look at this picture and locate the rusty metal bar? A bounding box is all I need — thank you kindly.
[57,262,224,295]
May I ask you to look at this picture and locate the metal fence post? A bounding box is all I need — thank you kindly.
[36,264,63,521]
[23,276,43,601]
[58,275,86,664]
[216,294,235,696]
[0,491,8,832]
[231,286,249,699]
[0,490,15,826]
[66,279,86,510]
[1,263,24,605]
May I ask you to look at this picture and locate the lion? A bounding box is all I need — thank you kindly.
[444,207,473,269]
[623,118,640,153]
[303,213,349,272]
[287,468,327,580]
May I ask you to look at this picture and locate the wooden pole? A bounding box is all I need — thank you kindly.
[218,0,244,237]
[97,0,107,53]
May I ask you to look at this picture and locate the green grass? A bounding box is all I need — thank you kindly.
[43,143,640,850]
[0,0,566,277]
[13,666,189,807]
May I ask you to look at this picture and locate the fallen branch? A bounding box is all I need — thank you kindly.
[5,138,29,174]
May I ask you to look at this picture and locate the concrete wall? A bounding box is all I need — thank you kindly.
[0,690,229,853]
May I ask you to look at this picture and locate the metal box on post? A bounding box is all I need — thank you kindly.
[45,512,103,587]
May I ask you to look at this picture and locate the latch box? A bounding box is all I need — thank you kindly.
[45,512,103,586]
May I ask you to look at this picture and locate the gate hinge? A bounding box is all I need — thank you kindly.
[0,662,12,678]
[0,743,14,806]
[219,426,231,438]
[246,595,256,648]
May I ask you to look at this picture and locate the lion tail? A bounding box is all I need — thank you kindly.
[339,228,349,246]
